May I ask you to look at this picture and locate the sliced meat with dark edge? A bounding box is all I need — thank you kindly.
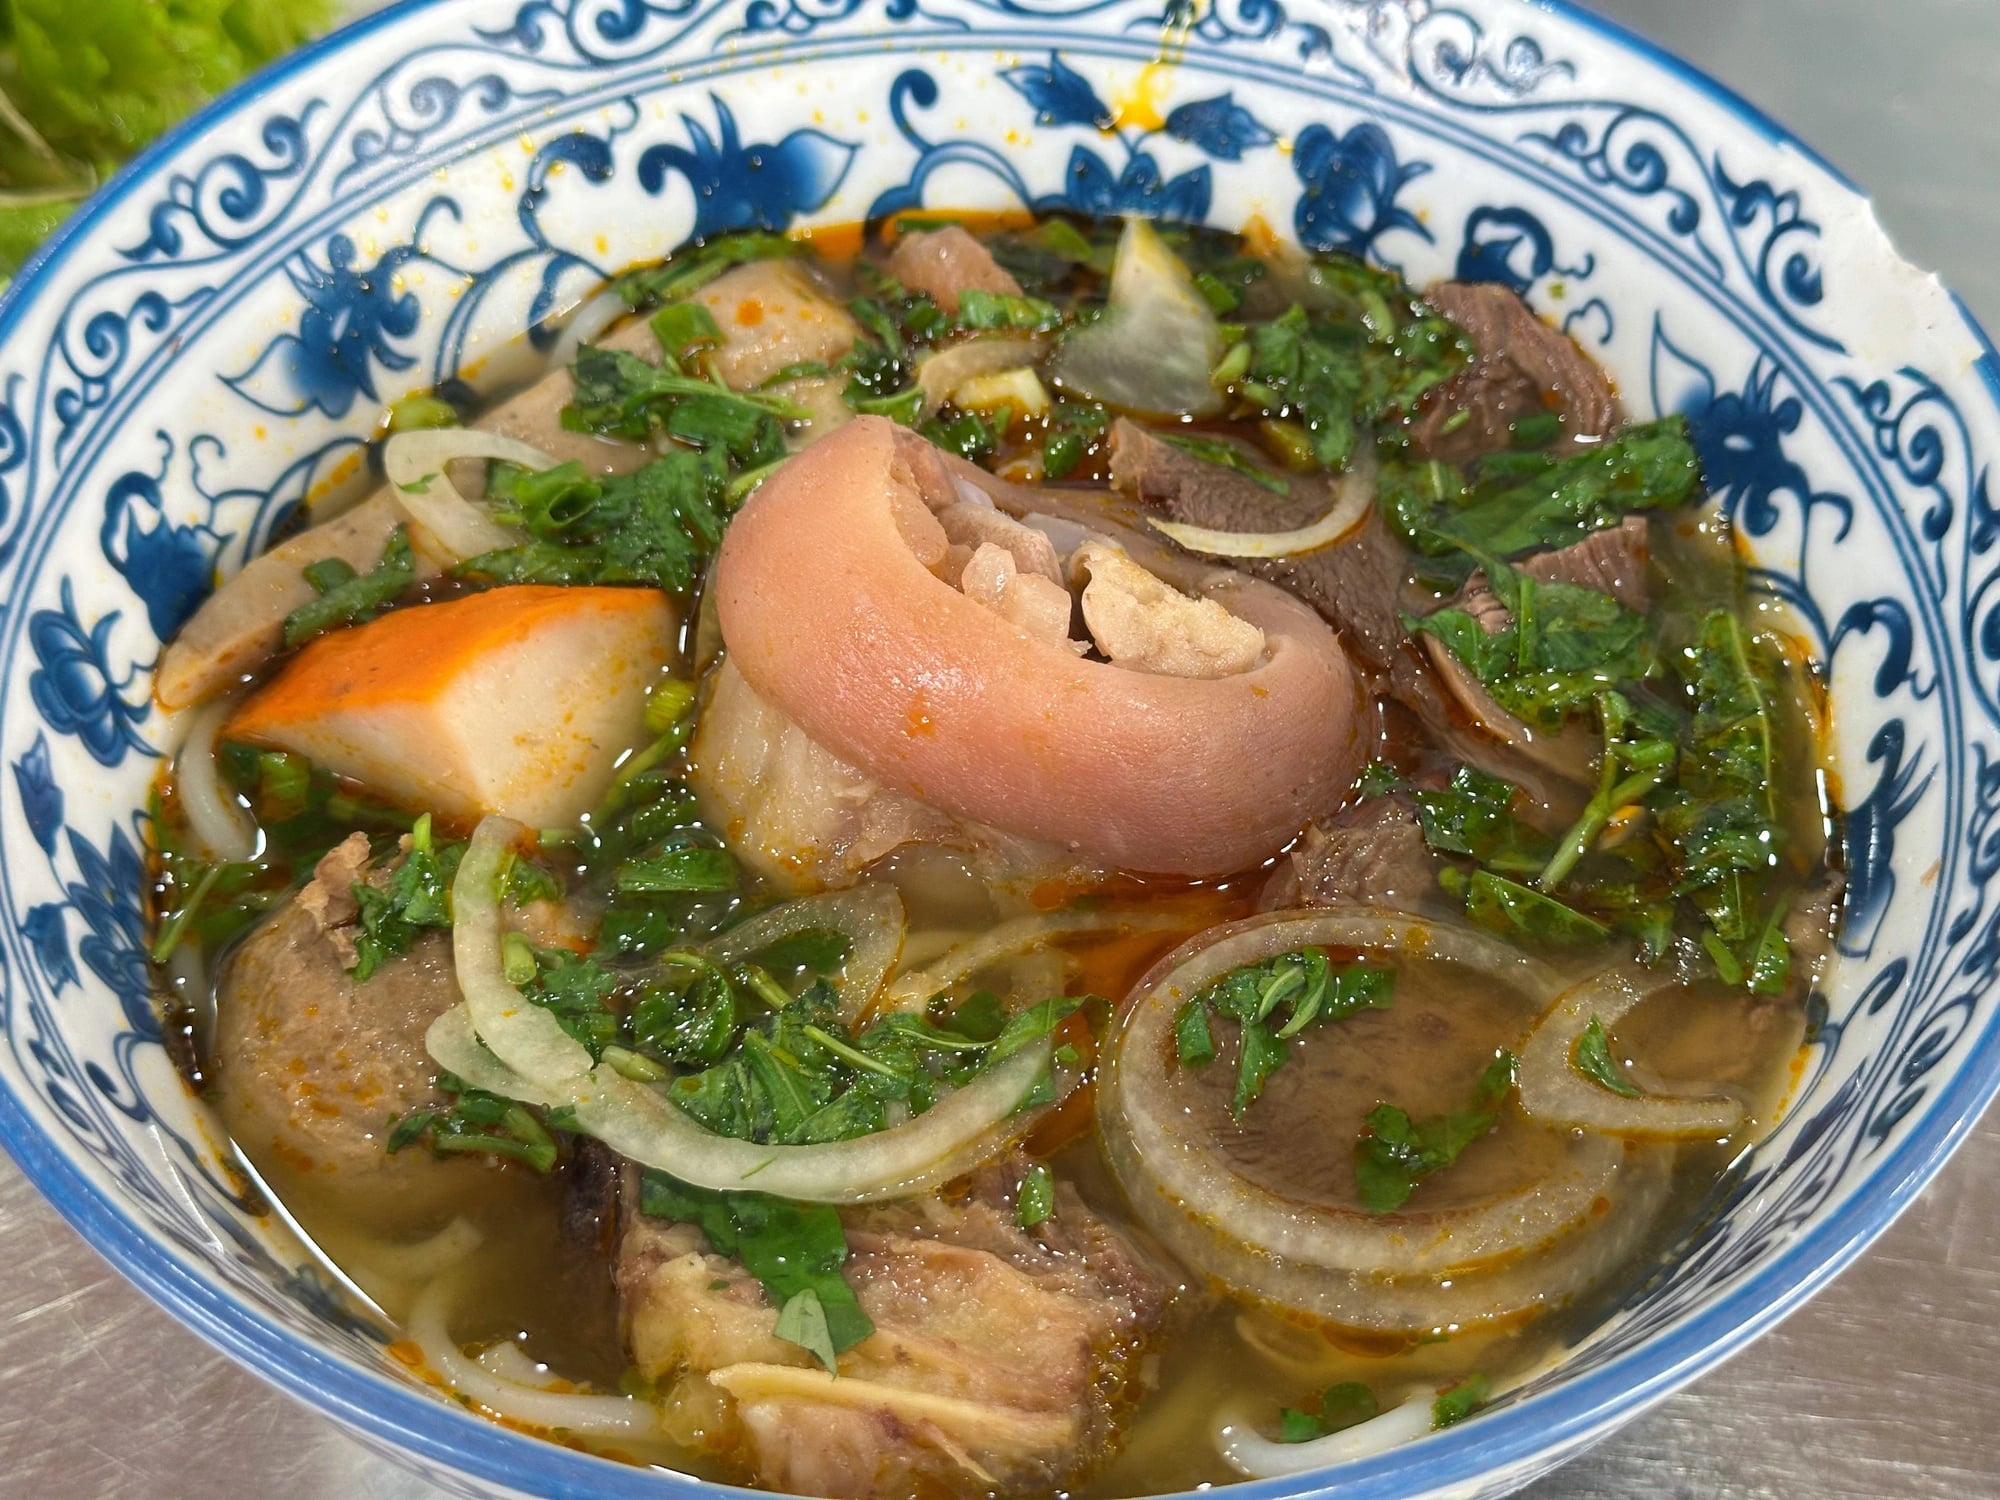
[615,1158,1169,1499]
[1519,513,1651,613]
[1260,796,1438,913]
[1106,417,1407,671]
[1411,282,1620,462]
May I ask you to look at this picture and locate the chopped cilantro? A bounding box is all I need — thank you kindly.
[1174,950,1395,1119]
[1572,1016,1641,1098]
[1353,1051,1516,1213]
[283,525,416,647]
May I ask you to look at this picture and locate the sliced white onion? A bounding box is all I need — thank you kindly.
[916,335,1048,409]
[1518,969,1748,1140]
[1139,1146,1670,1334]
[1102,908,1611,1282]
[407,1278,652,1435]
[425,1002,1064,1204]
[173,694,259,862]
[1218,1392,1434,1478]
[1048,217,1227,419]
[876,907,1187,1016]
[545,287,634,371]
[382,429,545,562]
[707,883,907,1024]
[452,816,594,1088]
[1147,445,1379,560]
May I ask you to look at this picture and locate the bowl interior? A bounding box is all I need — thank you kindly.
[1,2,1997,1498]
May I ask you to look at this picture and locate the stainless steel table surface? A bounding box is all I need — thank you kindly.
[5,1,1999,1496]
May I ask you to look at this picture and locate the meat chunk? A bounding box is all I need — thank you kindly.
[1073,541,1266,678]
[957,543,1080,649]
[1106,417,1407,672]
[887,226,1024,314]
[211,835,476,1223]
[688,658,1074,889]
[1520,514,1651,613]
[1260,797,1437,913]
[1411,282,1620,461]
[618,1166,1169,1498]
[693,259,860,390]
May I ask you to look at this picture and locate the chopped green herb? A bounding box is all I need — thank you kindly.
[1461,869,1610,950]
[349,832,466,981]
[1572,1016,1641,1098]
[387,1071,559,1173]
[1016,1163,1056,1229]
[1431,1374,1492,1429]
[1175,950,1395,1119]
[1042,399,1109,479]
[460,451,728,593]
[649,300,723,364]
[639,1172,873,1371]
[386,393,460,432]
[1418,417,1699,556]
[955,288,1063,332]
[613,233,797,309]
[1353,1052,1517,1213]
[1228,301,1468,471]
[283,526,415,647]
[1279,1381,1380,1442]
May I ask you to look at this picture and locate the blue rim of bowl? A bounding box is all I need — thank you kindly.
[1,1,1997,1495]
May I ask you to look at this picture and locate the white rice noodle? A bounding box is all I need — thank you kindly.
[1217,1393,1436,1477]
[354,1217,485,1284]
[174,694,259,861]
[452,817,595,1088]
[425,1002,1062,1204]
[706,883,907,1023]
[406,1278,653,1436]
[1148,444,1379,560]
[382,429,548,563]
[875,907,1186,1016]
[1517,968,1749,1140]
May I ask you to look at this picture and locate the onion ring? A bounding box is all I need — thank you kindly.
[1518,968,1748,1140]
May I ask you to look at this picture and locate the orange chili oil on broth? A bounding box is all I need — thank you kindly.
[145,210,1839,1498]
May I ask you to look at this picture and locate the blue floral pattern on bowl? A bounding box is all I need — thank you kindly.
[0,2,1995,1498]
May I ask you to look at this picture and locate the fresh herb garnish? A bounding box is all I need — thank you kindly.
[612,232,797,309]
[562,343,802,462]
[1431,1374,1492,1429]
[639,1171,873,1372]
[1016,1163,1056,1229]
[1223,299,1468,471]
[1279,1382,1379,1443]
[1174,950,1395,1119]
[283,526,416,647]
[1572,1016,1641,1098]
[1041,399,1109,479]
[459,452,727,593]
[387,1070,559,1173]
[349,815,464,981]
[1353,1051,1517,1213]
[1407,560,1654,729]
[954,288,1063,332]
[1408,416,1699,557]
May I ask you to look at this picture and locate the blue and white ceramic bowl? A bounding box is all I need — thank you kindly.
[1,1,1995,1496]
